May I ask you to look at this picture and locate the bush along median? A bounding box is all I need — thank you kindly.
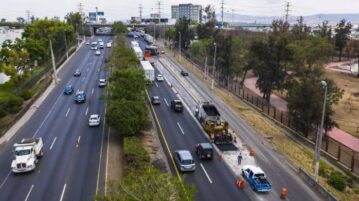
[98,32,195,201]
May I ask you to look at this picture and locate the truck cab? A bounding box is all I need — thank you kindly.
[242,165,272,192]
[11,138,44,173]
[171,100,183,112]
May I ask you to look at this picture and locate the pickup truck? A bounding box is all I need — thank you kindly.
[11,138,44,173]
[242,165,272,192]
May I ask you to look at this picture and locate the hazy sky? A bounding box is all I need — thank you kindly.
[1,0,358,22]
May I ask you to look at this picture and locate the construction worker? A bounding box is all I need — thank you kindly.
[237,152,243,166]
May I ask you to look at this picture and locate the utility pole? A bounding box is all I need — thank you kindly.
[178,32,181,61]
[204,56,208,80]
[49,40,58,84]
[95,6,98,23]
[26,10,31,23]
[78,2,85,40]
[212,43,217,90]
[221,0,224,26]
[158,1,161,39]
[285,1,290,23]
[139,4,143,23]
[314,81,328,182]
[63,30,69,59]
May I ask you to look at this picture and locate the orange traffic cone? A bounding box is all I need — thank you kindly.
[235,179,245,189]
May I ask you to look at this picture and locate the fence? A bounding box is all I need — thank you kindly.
[180,49,359,176]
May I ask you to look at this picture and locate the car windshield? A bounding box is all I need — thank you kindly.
[182,159,194,165]
[15,150,31,156]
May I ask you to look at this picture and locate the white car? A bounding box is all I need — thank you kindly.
[98,79,107,87]
[106,42,112,48]
[156,74,164,82]
[95,50,101,56]
[86,41,90,45]
[89,114,101,126]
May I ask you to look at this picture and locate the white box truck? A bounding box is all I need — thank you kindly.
[11,138,44,173]
[133,46,143,60]
[140,61,155,82]
[131,41,139,48]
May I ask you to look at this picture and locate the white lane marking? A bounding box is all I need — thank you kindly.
[200,163,213,184]
[76,136,81,148]
[33,94,62,138]
[65,108,70,117]
[85,107,89,116]
[105,127,110,195]
[81,77,85,82]
[155,82,159,87]
[91,88,94,94]
[49,137,57,150]
[0,171,11,189]
[163,98,169,107]
[177,122,185,135]
[24,185,34,201]
[59,183,67,201]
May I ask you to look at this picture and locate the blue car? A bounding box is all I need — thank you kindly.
[74,91,86,103]
[63,85,74,95]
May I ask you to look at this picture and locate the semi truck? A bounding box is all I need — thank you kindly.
[140,60,155,82]
[133,46,143,60]
[242,165,272,192]
[195,102,234,144]
[11,138,44,173]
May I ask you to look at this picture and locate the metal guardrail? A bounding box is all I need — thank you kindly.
[298,168,337,201]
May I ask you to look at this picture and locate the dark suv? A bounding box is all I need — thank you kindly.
[181,70,189,76]
[195,143,214,160]
[171,100,183,112]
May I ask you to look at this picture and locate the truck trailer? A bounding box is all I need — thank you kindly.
[140,60,155,82]
[133,46,143,60]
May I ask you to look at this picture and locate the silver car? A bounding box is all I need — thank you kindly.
[174,150,195,172]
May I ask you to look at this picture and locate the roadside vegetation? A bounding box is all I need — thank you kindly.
[164,8,359,200]
[100,26,195,200]
[0,16,82,136]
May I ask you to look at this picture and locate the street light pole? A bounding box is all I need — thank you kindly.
[49,39,58,84]
[178,32,181,61]
[314,80,328,182]
[63,30,69,59]
[211,43,217,90]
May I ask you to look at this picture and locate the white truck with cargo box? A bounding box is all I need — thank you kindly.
[140,60,155,82]
[133,46,143,60]
[11,138,44,173]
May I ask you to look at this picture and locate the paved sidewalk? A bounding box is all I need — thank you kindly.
[244,77,359,152]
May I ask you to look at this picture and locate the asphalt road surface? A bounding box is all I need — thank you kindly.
[0,36,111,201]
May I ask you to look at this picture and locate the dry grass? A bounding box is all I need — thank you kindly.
[325,71,359,138]
[163,44,359,201]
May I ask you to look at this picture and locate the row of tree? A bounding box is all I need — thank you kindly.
[103,31,195,200]
[165,14,355,136]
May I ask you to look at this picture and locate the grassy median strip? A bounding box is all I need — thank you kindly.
[166,46,359,201]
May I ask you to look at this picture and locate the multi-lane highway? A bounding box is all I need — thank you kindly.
[137,37,324,201]
[0,36,111,201]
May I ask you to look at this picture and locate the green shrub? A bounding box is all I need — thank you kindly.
[18,90,33,100]
[319,161,332,178]
[328,171,346,191]
[0,95,24,114]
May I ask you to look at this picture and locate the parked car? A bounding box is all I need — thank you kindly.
[171,100,183,112]
[63,85,74,95]
[98,79,107,87]
[89,114,101,126]
[174,150,195,172]
[73,69,81,77]
[95,50,101,56]
[151,96,160,105]
[195,143,214,160]
[74,91,86,103]
[156,74,164,82]
[181,70,189,76]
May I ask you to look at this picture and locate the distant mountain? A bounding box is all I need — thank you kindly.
[224,13,359,26]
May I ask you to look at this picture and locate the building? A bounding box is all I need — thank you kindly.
[88,11,106,23]
[171,4,202,23]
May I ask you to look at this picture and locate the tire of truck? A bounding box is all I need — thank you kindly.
[38,149,44,158]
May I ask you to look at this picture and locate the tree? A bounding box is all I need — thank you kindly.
[112,21,128,34]
[288,36,333,76]
[97,166,196,201]
[65,12,83,34]
[344,40,359,75]
[203,5,216,22]
[197,20,217,40]
[175,17,194,49]
[314,20,332,41]
[290,16,311,41]
[334,19,352,61]
[287,77,343,137]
